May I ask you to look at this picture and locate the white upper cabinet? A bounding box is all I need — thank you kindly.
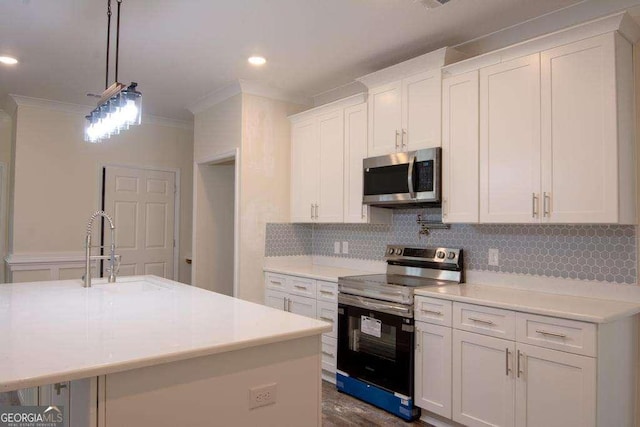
[402,69,442,151]
[442,70,479,223]
[316,110,344,223]
[443,13,638,224]
[358,47,466,157]
[368,81,402,156]
[344,103,393,224]
[540,32,635,224]
[290,94,390,224]
[479,54,541,224]
[367,72,442,157]
[290,119,319,223]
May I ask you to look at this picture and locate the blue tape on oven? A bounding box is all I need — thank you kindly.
[335,373,420,421]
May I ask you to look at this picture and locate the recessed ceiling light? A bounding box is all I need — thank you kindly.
[248,56,266,66]
[0,56,18,65]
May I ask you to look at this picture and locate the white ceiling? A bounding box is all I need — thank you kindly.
[0,0,628,121]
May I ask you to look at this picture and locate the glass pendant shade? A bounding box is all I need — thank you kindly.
[85,83,142,143]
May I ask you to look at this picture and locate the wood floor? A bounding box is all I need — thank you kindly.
[322,381,432,427]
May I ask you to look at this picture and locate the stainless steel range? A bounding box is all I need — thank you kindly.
[336,245,463,421]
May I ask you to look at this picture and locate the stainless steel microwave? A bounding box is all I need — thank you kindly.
[362,147,441,207]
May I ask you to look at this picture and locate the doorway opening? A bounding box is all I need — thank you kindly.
[192,149,239,297]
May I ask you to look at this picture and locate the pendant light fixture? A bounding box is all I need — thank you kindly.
[85,0,141,143]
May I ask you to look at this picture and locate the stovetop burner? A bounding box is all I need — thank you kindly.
[338,245,463,305]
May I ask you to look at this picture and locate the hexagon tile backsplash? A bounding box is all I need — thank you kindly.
[265,208,637,284]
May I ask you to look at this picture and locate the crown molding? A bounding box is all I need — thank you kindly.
[238,79,311,106]
[187,80,310,115]
[187,81,243,114]
[288,93,366,123]
[9,94,193,130]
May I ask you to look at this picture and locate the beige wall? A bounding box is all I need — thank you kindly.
[0,111,12,283]
[237,93,302,302]
[192,92,304,302]
[194,94,242,163]
[10,104,194,284]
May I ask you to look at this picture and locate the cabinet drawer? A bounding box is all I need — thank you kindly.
[453,302,515,340]
[317,300,337,338]
[516,312,596,357]
[321,336,337,373]
[288,276,316,298]
[317,281,338,302]
[415,296,452,327]
[264,272,288,291]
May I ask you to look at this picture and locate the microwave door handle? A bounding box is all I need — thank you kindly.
[407,153,417,199]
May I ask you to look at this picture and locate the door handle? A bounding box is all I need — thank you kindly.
[310,203,314,220]
[543,192,551,218]
[283,297,287,311]
[402,128,407,150]
[505,348,511,376]
[517,350,523,378]
[407,152,417,199]
[54,383,68,395]
[314,204,319,219]
[395,130,400,150]
[532,193,538,218]
[287,298,292,312]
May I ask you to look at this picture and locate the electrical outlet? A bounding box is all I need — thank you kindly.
[334,241,341,254]
[342,241,349,254]
[249,383,277,409]
[488,248,499,266]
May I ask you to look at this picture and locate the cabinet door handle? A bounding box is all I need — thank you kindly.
[321,350,335,357]
[283,297,287,311]
[517,349,523,378]
[294,285,308,290]
[505,348,511,376]
[395,130,400,149]
[468,316,495,326]
[314,204,319,219]
[532,193,538,218]
[287,298,292,312]
[402,128,407,149]
[310,203,314,220]
[536,329,567,338]
[320,316,334,322]
[361,204,366,220]
[543,192,550,217]
[421,309,443,316]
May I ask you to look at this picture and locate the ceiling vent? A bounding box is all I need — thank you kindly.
[418,0,451,9]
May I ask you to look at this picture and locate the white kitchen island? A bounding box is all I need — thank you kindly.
[0,275,330,427]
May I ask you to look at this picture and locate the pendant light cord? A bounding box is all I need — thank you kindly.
[105,0,112,90]
[115,0,122,83]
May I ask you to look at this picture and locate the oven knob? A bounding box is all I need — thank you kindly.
[436,251,445,259]
[388,248,395,255]
[395,248,403,255]
[447,252,456,260]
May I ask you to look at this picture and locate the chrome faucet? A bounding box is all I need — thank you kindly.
[84,210,120,288]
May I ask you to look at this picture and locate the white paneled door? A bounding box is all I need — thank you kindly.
[103,166,176,279]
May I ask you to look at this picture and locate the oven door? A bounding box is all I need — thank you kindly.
[337,294,415,397]
[363,147,440,206]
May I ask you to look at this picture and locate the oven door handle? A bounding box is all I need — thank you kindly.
[407,152,417,199]
[339,293,413,318]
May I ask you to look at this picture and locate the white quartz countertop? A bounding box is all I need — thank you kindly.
[415,283,640,323]
[264,263,380,282]
[0,276,330,392]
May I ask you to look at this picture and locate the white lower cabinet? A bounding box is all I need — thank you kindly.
[452,330,515,427]
[415,321,452,418]
[415,296,634,427]
[264,272,338,380]
[515,343,595,427]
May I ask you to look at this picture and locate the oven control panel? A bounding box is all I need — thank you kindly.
[385,245,461,265]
